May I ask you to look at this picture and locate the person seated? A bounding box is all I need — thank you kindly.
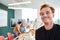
[20,23,25,34]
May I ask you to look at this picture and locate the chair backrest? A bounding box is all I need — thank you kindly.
[7,32,14,40]
[0,36,5,40]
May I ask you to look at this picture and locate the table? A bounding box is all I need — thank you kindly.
[14,32,35,40]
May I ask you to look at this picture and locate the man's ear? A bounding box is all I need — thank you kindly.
[53,13,54,17]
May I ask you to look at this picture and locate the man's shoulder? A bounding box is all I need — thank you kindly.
[54,24,60,37]
[54,24,60,30]
[36,26,44,32]
[55,24,60,26]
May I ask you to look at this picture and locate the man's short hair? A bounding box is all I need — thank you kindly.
[40,4,55,13]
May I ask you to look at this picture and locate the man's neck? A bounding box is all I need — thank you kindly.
[44,22,54,30]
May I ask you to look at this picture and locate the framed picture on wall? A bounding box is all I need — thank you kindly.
[10,18,26,28]
[0,9,7,27]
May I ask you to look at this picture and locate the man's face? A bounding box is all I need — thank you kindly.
[40,7,54,24]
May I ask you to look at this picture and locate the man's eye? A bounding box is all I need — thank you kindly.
[46,12,49,14]
[46,11,50,14]
[40,13,44,16]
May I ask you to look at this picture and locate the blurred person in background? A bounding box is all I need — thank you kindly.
[25,18,30,28]
[33,18,38,30]
[25,18,31,32]
[20,23,25,33]
[13,21,22,38]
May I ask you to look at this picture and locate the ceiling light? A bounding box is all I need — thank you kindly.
[8,1,31,6]
[8,7,27,9]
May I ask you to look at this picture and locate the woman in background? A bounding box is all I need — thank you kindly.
[25,18,30,28]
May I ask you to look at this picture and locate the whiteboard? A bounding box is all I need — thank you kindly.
[0,9,7,27]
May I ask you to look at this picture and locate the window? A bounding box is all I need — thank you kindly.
[0,9,7,27]
[53,8,60,25]
[22,8,37,21]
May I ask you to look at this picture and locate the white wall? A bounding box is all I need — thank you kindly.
[15,9,22,19]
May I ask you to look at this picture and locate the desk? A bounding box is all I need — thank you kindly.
[14,32,35,40]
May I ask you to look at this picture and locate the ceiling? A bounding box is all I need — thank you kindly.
[0,0,60,9]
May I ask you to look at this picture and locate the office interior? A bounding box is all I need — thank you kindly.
[0,0,60,40]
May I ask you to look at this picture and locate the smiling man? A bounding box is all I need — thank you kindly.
[35,4,60,40]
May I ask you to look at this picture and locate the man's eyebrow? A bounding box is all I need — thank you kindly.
[40,12,43,13]
[46,11,49,12]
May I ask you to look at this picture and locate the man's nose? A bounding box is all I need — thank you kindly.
[43,13,47,17]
